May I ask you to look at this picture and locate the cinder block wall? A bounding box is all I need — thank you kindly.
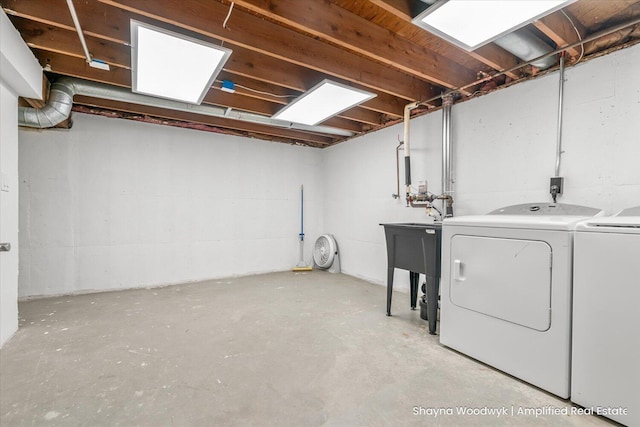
[18,116,323,297]
[18,43,640,297]
[323,43,640,288]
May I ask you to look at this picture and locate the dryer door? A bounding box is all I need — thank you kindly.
[449,235,552,331]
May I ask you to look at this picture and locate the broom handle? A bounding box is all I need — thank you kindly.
[299,185,304,242]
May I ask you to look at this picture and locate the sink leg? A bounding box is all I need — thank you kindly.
[426,277,440,335]
[410,271,418,310]
[386,267,394,316]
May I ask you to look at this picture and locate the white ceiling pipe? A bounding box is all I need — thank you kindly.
[441,93,454,216]
[403,101,420,202]
[555,53,566,177]
[66,0,92,64]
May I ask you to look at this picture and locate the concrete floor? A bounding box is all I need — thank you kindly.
[0,271,615,426]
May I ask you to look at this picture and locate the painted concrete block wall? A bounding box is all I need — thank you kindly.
[15,44,640,299]
[452,43,640,216]
[0,81,20,346]
[323,43,640,288]
[1,8,42,346]
[322,115,444,291]
[18,114,323,297]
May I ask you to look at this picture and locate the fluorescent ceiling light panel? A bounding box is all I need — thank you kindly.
[413,0,576,51]
[272,80,376,126]
[130,20,231,104]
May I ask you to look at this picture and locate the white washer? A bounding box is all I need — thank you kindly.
[439,203,604,398]
[572,206,640,426]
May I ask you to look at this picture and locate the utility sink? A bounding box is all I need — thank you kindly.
[380,222,442,334]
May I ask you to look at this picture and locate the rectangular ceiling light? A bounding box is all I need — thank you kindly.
[413,0,576,51]
[130,20,231,104]
[272,80,376,126]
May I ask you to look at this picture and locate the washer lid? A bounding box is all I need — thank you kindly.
[576,206,640,233]
[444,203,604,231]
[489,202,602,216]
[617,206,640,217]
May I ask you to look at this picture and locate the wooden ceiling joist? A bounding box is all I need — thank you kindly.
[4,0,639,148]
[231,0,478,90]
[97,0,438,101]
[5,0,413,120]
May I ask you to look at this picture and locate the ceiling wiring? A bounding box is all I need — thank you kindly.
[235,83,297,98]
[223,2,234,29]
[561,9,585,64]
[215,79,298,98]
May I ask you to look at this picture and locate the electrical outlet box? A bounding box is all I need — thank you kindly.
[550,177,564,196]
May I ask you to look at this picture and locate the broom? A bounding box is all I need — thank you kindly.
[293,185,313,272]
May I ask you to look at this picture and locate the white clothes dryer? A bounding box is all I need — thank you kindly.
[440,203,604,398]
[572,206,640,426]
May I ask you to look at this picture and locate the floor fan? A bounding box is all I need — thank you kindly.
[313,234,341,273]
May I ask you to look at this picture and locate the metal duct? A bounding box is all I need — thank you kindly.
[18,77,354,137]
[494,29,556,70]
[18,82,75,128]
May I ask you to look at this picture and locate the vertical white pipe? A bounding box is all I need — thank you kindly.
[442,102,448,195]
[403,105,412,156]
[442,94,453,213]
[403,101,419,200]
[66,0,92,63]
[555,53,565,177]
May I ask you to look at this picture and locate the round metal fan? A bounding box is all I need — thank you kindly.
[313,234,341,273]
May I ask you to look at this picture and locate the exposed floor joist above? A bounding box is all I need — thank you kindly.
[3,0,640,147]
